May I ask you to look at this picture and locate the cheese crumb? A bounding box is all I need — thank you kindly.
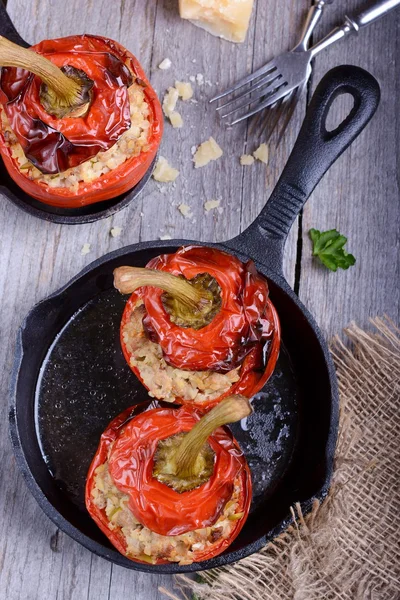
[193,137,223,168]
[158,58,172,70]
[159,234,172,240]
[163,87,185,127]
[253,143,269,165]
[81,243,91,255]
[196,73,204,86]
[204,199,220,212]
[190,145,197,155]
[162,87,179,118]
[189,75,196,83]
[110,227,122,238]
[240,154,255,166]
[178,203,193,218]
[175,81,194,101]
[169,111,183,128]
[153,156,180,183]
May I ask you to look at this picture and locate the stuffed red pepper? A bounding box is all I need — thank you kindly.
[114,245,280,409]
[0,34,162,207]
[86,395,252,565]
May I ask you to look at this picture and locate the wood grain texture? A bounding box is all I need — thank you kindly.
[299,0,400,338]
[0,0,398,599]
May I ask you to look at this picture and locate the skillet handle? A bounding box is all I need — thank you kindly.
[224,65,380,274]
[0,1,29,47]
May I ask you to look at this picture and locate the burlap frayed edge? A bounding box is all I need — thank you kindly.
[160,316,400,600]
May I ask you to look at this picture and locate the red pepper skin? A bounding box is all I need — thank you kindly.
[144,246,272,372]
[120,246,281,409]
[0,35,163,208]
[85,405,251,565]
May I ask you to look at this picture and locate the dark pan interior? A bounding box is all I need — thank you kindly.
[10,244,337,573]
[0,155,157,224]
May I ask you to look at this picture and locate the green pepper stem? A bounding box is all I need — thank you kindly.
[0,36,92,118]
[174,395,252,479]
[113,266,212,311]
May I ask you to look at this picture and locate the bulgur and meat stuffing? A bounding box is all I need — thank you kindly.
[86,397,252,565]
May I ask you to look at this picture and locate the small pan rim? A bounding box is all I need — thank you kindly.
[0,154,158,225]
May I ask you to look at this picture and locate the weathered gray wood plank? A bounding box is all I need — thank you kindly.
[0,1,172,599]
[299,0,400,339]
[240,0,310,287]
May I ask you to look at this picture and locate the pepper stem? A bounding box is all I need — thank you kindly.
[0,36,93,118]
[175,395,251,478]
[153,395,252,492]
[114,266,221,329]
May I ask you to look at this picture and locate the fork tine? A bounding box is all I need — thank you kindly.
[216,70,280,112]
[229,83,296,125]
[209,58,277,103]
[220,80,285,120]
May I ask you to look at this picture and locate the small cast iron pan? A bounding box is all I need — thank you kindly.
[0,1,157,224]
[10,65,380,573]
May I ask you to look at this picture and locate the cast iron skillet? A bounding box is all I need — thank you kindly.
[0,1,157,224]
[9,65,380,573]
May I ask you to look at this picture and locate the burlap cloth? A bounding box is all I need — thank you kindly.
[160,316,400,600]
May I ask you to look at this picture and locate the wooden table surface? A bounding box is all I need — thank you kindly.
[1,1,399,599]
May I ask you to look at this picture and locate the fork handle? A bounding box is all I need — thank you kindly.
[294,0,333,52]
[347,0,400,28]
[310,0,400,57]
[225,66,380,271]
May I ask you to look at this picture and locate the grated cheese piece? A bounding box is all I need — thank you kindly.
[175,81,194,101]
[110,227,122,238]
[169,111,183,128]
[253,143,269,165]
[240,154,255,166]
[162,87,179,118]
[204,199,220,212]
[179,0,254,43]
[178,203,193,218]
[196,73,204,86]
[158,58,172,70]
[193,137,223,168]
[81,243,91,255]
[152,156,180,183]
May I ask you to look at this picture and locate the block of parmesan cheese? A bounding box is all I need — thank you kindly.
[179,0,254,43]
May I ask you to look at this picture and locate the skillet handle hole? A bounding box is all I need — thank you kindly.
[324,92,356,134]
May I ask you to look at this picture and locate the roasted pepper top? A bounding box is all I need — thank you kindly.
[86,397,252,551]
[115,245,277,373]
[0,35,136,174]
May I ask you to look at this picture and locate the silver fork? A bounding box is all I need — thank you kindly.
[249,0,332,144]
[211,0,400,126]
